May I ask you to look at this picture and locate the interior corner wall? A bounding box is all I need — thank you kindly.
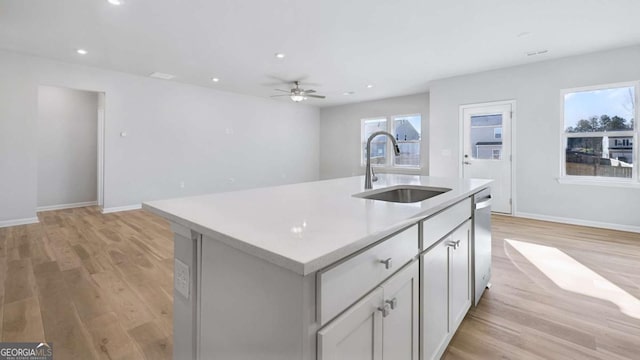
[319,93,429,180]
[428,45,640,229]
[0,50,320,223]
[37,86,98,208]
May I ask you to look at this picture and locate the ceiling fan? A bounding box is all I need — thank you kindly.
[271,81,326,102]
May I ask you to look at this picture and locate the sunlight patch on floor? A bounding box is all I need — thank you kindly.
[505,238,640,319]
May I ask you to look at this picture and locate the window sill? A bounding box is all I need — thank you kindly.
[556,177,640,188]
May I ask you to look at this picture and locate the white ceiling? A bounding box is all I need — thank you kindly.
[1,0,640,107]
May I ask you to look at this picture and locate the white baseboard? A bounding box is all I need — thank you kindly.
[101,204,142,214]
[0,217,40,228]
[37,201,98,212]
[515,211,640,234]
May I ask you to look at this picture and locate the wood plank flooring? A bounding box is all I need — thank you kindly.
[445,215,640,360]
[1,207,639,359]
[0,207,173,360]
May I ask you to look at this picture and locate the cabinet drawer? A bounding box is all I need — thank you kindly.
[317,225,419,326]
[421,198,471,250]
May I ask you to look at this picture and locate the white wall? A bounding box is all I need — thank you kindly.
[37,86,98,208]
[0,50,320,223]
[319,93,429,179]
[429,45,640,230]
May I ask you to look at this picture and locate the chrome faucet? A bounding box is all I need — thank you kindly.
[365,131,401,190]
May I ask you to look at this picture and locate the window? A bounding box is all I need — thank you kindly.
[561,83,638,183]
[361,118,388,166]
[361,114,422,168]
[469,114,503,160]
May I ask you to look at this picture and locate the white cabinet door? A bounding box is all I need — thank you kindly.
[449,220,471,329]
[382,261,419,360]
[318,287,384,360]
[420,240,450,360]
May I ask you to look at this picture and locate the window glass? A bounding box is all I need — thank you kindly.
[393,115,421,167]
[469,114,503,160]
[563,85,635,179]
[362,118,387,166]
[564,87,635,133]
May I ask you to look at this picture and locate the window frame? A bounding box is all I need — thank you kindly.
[360,113,423,171]
[559,81,640,186]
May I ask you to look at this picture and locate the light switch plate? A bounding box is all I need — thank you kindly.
[174,258,190,299]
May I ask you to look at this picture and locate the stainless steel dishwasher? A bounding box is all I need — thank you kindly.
[473,188,492,306]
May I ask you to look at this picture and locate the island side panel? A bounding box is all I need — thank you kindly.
[171,223,201,360]
[200,234,317,360]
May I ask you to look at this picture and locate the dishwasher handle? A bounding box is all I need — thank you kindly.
[474,196,492,210]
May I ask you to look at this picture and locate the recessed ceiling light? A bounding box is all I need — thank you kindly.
[275,53,286,59]
[76,49,88,55]
[211,77,220,82]
[343,91,355,96]
[366,84,374,89]
[149,72,175,80]
[107,0,123,5]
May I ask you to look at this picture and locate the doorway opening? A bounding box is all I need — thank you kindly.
[36,86,105,212]
[460,100,515,214]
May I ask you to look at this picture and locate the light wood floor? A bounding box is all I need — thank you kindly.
[1,208,639,359]
[0,207,174,359]
[445,215,640,360]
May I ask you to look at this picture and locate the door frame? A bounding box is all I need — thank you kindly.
[458,99,517,215]
[97,92,106,208]
[36,85,106,211]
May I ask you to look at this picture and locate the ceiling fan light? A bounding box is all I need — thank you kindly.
[290,94,305,102]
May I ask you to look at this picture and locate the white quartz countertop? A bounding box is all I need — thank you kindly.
[143,175,492,275]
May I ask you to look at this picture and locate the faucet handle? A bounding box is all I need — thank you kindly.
[371,167,378,182]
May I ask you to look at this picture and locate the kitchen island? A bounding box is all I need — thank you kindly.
[144,174,492,360]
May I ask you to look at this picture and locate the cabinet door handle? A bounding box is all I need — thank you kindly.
[446,240,461,250]
[379,258,393,270]
[378,303,391,317]
[385,298,398,310]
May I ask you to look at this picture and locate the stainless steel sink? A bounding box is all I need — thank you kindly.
[354,185,451,203]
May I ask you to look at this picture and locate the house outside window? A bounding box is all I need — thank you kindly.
[469,114,503,160]
[361,114,422,169]
[561,82,638,184]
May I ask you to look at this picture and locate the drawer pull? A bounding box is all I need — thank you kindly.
[379,257,393,270]
[385,298,398,310]
[378,303,391,317]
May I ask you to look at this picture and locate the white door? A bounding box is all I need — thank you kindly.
[318,287,384,360]
[382,261,419,360]
[461,102,513,214]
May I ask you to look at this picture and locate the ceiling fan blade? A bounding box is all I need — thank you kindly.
[306,94,326,99]
[303,89,316,94]
[274,89,291,93]
[262,74,321,87]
